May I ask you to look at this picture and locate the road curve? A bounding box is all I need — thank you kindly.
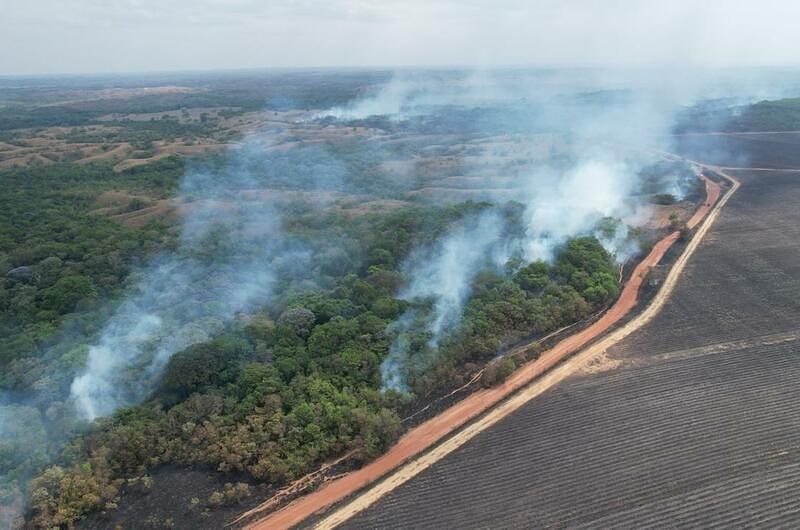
[245,168,733,530]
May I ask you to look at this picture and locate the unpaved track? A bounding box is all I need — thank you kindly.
[246,170,730,530]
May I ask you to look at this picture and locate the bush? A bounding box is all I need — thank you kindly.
[277,307,316,337]
[651,193,677,205]
[481,357,516,388]
[514,261,551,292]
[207,483,250,507]
[160,338,249,397]
[125,197,150,212]
[40,275,97,314]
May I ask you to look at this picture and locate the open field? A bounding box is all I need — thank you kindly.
[344,333,800,529]
[316,149,800,528]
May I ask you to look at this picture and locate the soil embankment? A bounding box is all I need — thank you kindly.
[244,171,727,530]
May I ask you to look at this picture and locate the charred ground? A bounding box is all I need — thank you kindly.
[338,138,800,528]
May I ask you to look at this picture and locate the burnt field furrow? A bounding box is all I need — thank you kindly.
[344,340,800,529]
[677,133,800,168]
[574,463,800,529]
[624,330,800,367]
[340,167,800,529]
[609,171,800,358]
[727,132,800,146]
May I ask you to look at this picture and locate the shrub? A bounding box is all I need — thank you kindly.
[481,357,517,388]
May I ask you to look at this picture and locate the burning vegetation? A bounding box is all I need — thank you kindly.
[0,68,769,527]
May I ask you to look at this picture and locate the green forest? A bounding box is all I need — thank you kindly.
[0,154,621,527]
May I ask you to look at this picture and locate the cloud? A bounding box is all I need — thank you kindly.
[2,1,800,74]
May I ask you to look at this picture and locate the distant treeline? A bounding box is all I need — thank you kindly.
[0,70,392,131]
[676,97,800,133]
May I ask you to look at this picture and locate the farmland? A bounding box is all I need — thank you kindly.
[325,137,800,528]
[677,132,800,169]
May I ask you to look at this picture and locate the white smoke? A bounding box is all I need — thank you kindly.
[381,210,503,391]
[405,211,503,343]
[319,79,417,120]
[317,71,523,121]
[595,222,640,265]
[356,70,702,391]
[521,156,638,262]
[70,140,306,420]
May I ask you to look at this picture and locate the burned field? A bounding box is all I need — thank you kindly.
[676,132,800,169]
[337,157,800,527]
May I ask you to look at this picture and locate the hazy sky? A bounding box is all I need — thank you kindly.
[2,0,800,75]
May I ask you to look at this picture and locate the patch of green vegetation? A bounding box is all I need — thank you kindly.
[0,154,620,526]
[20,212,619,527]
[0,69,389,131]
[677,97,800,133]
[0,161,183,368]
[101,119,221,143]
[0,84,628,524]
[731,98,800,131]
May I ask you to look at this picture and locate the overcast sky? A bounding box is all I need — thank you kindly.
[2,0,800,75]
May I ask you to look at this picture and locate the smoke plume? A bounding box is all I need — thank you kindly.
[69,140,308,420]
[381,209,503,391]
[520,155,637,262]
[323,70,709,391]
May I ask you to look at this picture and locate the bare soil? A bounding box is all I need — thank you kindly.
[677,131,800,168]
[111,141,226,172]
[92,191,177,228]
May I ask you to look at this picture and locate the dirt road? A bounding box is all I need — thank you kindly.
[245,171,729,530]
[687,174,721,229]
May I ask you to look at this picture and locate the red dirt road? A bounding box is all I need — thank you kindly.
[687,176,721,230]
[247,176,722,530]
